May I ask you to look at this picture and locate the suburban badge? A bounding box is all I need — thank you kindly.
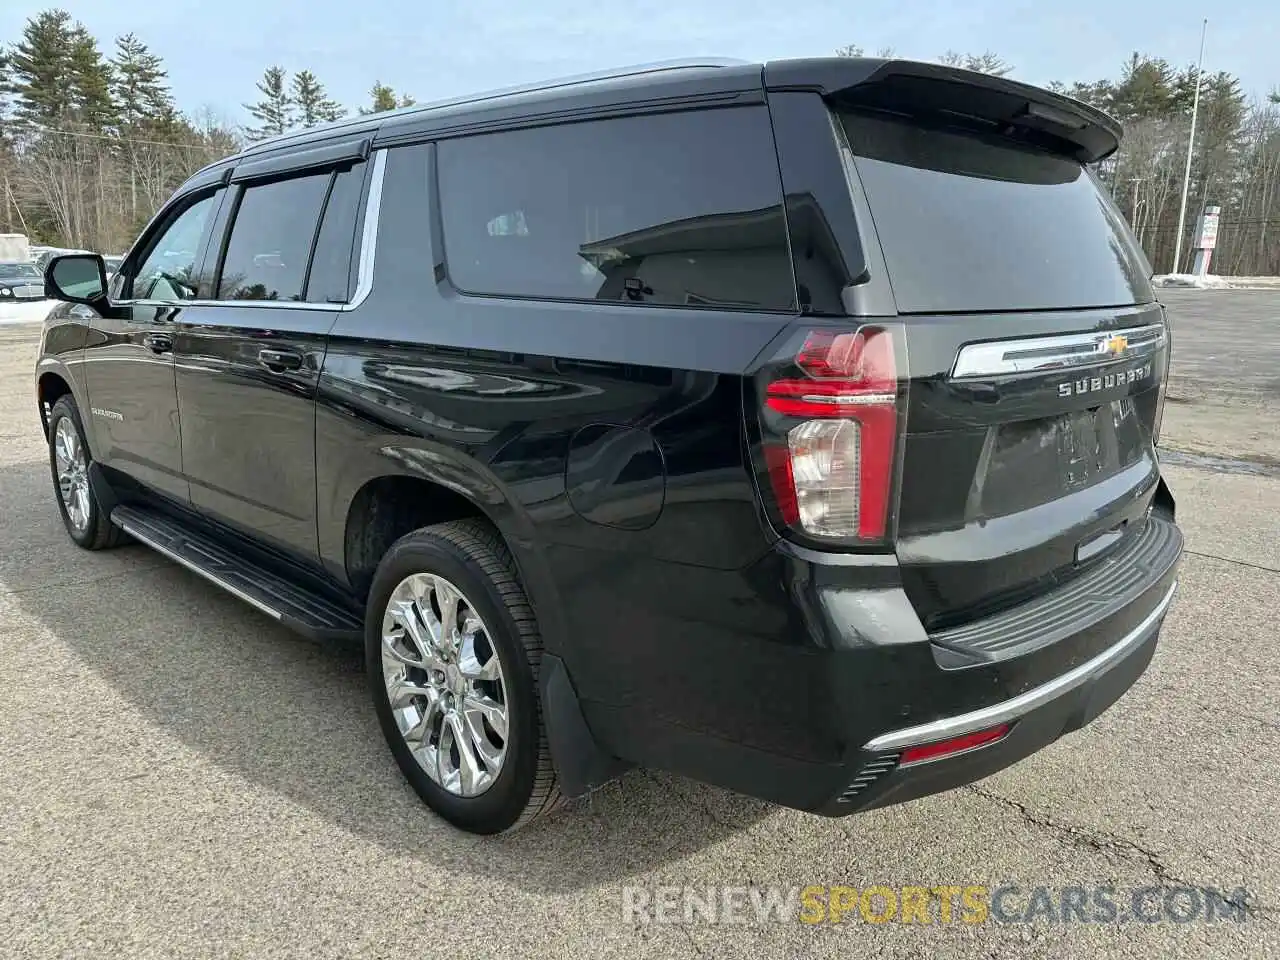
[1057,364,1151,398]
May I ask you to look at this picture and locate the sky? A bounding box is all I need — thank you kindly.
[3,0,1276,127]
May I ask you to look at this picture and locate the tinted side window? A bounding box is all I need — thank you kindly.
[217,173,330,301]
[305,166,364,303]
[437,107,795,311]
[130,192,219,301]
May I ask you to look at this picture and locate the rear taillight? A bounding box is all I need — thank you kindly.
[759,326,902,542]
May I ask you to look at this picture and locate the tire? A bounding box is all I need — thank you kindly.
[47,395,125,550]
[366,518,561,834]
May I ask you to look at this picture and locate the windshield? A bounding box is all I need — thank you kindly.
[0,263,41,280]
[838,110,1154,314]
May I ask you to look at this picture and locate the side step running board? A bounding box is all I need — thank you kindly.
[111,504,363,643]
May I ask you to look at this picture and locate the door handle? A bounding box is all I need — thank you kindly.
[258,348,303,372]
[143,332,172,354]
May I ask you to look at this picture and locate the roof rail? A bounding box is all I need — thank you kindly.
[245,58,750,152]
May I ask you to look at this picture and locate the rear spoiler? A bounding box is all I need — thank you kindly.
[763,58,1122,163]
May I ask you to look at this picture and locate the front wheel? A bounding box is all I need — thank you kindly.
[365,519,561,834]
[47,396,124,550]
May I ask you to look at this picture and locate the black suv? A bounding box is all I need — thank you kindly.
[35,58,1182,835]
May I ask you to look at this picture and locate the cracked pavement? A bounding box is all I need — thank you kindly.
[1,292,1277,959]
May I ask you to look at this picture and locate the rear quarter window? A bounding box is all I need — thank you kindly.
[436,107,796,312]
[840,111,1154,314]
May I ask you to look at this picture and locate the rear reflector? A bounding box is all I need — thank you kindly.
[898,723,1011,766]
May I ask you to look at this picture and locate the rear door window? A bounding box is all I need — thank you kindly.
[838,111,1153,313]
[306,166,365,303]
[217,172,331,302]
[437,107,795,312]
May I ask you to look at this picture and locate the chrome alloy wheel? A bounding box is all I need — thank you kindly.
[54,417,91,534]
[381,573,509,797]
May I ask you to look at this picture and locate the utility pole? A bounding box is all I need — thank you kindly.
[1172,18,1208,275]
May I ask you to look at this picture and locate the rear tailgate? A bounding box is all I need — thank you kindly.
[894,305,1168,629]
[826,66,1169,629]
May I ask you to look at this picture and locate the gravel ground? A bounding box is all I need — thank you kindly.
[0,293,1277,958]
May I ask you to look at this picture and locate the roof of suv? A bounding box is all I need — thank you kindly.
[183,57,1122,190]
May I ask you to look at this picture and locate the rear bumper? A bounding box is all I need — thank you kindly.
[819,581,1175,814]
[579,515,1181,815]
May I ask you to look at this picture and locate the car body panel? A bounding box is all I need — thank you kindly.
[174,303,335,561]
[79,298,191,503]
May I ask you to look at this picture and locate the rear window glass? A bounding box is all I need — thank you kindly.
[839,111,1153,314]
[437,107,795,312]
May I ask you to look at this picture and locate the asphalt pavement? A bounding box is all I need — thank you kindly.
[0,294,1277,958]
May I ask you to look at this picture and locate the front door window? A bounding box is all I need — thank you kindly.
[130,194,217,302]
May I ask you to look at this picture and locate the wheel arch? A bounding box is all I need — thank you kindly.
[343,473,488,599]
[36,358,91,446]
[327,444,568,661]
[37,370,74,437]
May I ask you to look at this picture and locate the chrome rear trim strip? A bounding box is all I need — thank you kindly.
[952,323,1166,379]
[862,582,1177,752]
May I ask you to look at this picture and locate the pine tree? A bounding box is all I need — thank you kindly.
[68,24,116,131]
[361,82,399,114]
[244,65,293,139]
[112,33,174,130]
[1108,55,1179,122]
[7,10,78,129]
[291,69,344,127]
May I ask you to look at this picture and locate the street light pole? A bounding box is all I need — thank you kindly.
[1171,18,1208,275]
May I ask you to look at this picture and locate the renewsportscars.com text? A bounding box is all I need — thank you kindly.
[621,884,1255,925]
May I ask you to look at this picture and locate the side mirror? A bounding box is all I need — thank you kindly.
[45,254,108,305]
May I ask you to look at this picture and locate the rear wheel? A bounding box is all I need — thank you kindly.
[365,519,560,833]
[47,396,124,550]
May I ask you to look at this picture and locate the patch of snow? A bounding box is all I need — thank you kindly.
[1219,275,1280,290]
[0,299,58,325]
[1151,273,1232,290]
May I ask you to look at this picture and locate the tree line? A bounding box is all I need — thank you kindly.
[0,9,414,253]
[838,43,1280,275]
[1051,55,1280,276]
[1,10,1277,276]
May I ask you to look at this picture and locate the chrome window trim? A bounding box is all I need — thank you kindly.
[113,149,387,315]
[347,146,387,308]
[951,322,1166,379]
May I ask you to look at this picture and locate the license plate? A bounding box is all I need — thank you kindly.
[979,401,1145,518]
[1058,408,1104,490]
